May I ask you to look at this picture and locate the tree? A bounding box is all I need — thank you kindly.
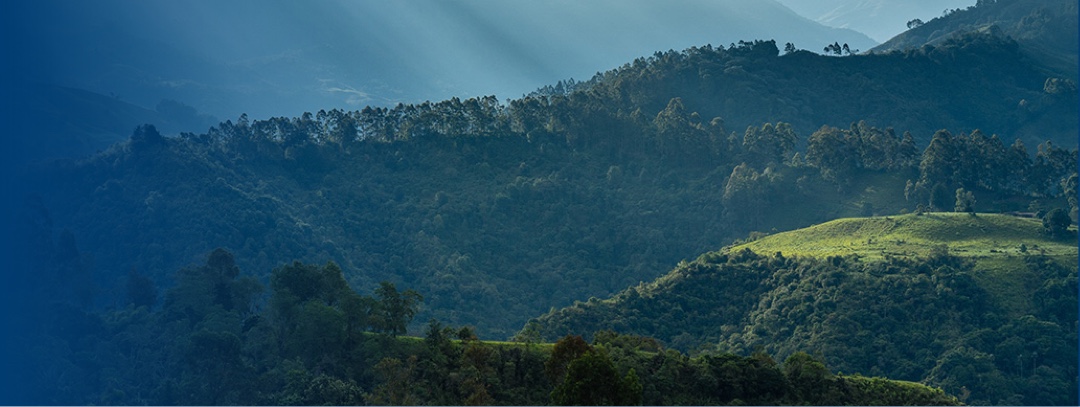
[783,352,830,403]
[130,124,166,147]
[722,163,770,225]
[907,19,924,29]
[1063,174,1078,220]
[920,130,963,189]
[806,126,858,184]
[1042,208,1072,238]
[374,281,423,336]
[954,188,976,213]
[783,42,797,54]
[824,42,843,55]
[164,248,263,324]
[270,261,351,308]
[366,356,421,405]
[929,183,951,212]
[546,335,592,382]
[550,349,642,405]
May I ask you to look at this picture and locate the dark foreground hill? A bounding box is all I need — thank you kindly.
[527,213,1078,405]
[11,247,960,405]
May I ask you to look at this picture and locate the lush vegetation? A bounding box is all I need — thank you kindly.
[11,7,1077,404]
[22,34,1077,341]
[731,213,1077,261]
[14,246,960,405]
[529,215,1078,405]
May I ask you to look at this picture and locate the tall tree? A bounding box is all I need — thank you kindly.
[550,349,641,406]
[374,281,423,336]
[954,188,976,213]
[1042,208,1072,238]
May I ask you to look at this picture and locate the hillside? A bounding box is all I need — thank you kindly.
[527,214,1078,405]
[873,0,1078,80]
[732,212,1077,261]
[575,34,1077,149]
[10,247,960,405]
[18,85,219,162]
[19,35,1078,340]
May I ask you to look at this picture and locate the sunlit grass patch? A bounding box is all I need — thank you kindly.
[726,213,1077,261]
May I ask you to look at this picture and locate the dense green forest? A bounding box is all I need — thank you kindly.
[528,214,1078,405]
[22,33,1077,340]
[18,246,960,405]
[12,2,1079,403]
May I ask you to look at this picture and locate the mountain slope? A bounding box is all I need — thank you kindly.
[574,34,1077,148]
[873,0,1078,80]
[20,35,1077,341]
[14,0,876,121]
[527,213,1078,405]
[775,0,976,43]
[18,85,218,162]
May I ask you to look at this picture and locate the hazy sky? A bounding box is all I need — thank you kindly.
[775,0,976,42]
[4,0,974,124]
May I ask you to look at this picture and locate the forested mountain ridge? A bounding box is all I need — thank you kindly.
[553,32,1077,149]
[527,213,1078,405]
[20,32,1078,341]
[873,0,1078,81]
[10,6,1079,405]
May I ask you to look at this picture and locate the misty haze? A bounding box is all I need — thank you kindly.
[1,0,1076,405]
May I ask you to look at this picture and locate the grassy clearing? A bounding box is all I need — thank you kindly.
[725,212,1076,316]
[727,212,1077,261]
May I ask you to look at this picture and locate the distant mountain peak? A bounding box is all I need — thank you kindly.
[872,0,1077,79]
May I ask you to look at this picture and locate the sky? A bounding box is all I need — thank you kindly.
[4,0,975,129]
[775,0,977,43]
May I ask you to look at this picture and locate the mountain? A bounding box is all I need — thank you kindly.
[526,213,1078,405]
[15,85,218,162]
[7,3,1078,405]
[873,0,1079,80]
[18,35,1077,341]
[11,0,876,122]
[775,0,977,43]
[553,33,1077,149]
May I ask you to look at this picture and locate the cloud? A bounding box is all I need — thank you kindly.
[323,84,371,106]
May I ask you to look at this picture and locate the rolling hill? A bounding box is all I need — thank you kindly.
[527,213,1078,405]
[731,212,1077,261]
